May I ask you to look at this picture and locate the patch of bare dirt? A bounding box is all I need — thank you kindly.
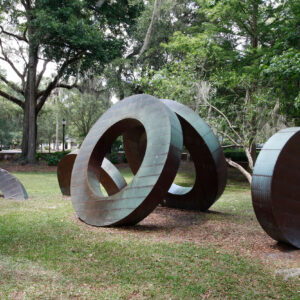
[73,206,300,270]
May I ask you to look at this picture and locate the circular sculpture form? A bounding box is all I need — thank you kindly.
[0,168,28,200]
[252,127,300,248]
[123,99,227,211]
[71,94,183,227]
[57,150,126,196]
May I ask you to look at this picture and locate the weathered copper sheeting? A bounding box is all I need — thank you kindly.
[71,94,183,226]
[57,150,126,196]
[252,127,300,248]
[123,99,227,210]
[0,168,28,200]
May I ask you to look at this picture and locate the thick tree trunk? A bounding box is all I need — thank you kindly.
[23,23,39,163]
[21,103,29,158]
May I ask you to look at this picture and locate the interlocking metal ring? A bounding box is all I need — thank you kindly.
[123,99,227,210]
[71,94,183,226]
[57,150,126,196]
[252,127,300,248]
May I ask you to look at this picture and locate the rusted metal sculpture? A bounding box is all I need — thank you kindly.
[252,127,300,248]
[123,99,227,210]
[57,150,126,196]
[0,168,28,200]
[71,94,183,226]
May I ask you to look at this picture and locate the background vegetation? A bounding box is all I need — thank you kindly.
[0,0,299,177]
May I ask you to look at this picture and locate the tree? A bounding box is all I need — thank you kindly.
[137,0,298,183]
[37,102,56,152]
[101,0,205,100]
[0,97,22,149]
[0,0,143,163]
[59,88,108,144]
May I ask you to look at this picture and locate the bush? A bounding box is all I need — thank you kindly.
[109,152,119,164]
[122,153,128,163]
[223,148,260,162]
[36,151,70,166]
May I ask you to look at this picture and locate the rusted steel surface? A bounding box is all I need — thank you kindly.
[0,168,28,200]
[71,94,183,226]
[57,150,126,196]
[252,127,300,248]
[124,99,227,211]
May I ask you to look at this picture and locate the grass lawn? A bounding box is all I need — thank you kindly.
[0,162,299,299]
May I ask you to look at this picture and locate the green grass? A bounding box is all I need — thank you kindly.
[0,168,297,299]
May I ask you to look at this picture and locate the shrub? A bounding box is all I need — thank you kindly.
[36,151,70,166]
[109,152,119,164]
[223,148,260,162]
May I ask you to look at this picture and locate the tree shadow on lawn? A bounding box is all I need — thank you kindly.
[119,206,235,233]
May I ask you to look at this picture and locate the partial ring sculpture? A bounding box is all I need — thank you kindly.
[57,150,126,196]
[71,94,183,226]
[123,99,227,211]
[252,127,300,248]
[0,168,28,200]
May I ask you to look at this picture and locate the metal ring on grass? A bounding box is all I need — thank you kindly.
[123,99,227,211]
[0,168,28,200]
[252,127,300,248]
[71,94,183,226]
[57,150,126,196]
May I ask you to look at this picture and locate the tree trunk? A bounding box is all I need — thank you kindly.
[55,110,59,150]
[250,141,256,166]
[23,22,39,164]
[21,104,29,158]
[226,158,252,184]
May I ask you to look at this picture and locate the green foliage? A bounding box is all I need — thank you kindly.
[0,0,144,77]
[223,149,261,163]
[37,103,57,148]
[109,152,119,164]
[59,89,108,143]
[137,0,299,177]
[36,151,70,166]
[0,98,23,149]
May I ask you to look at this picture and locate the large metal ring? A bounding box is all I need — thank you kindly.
[71,94,183,226]
[0,168,28,200]
[252,127,300,248]
[124,99,227,210]
[57,150,126,196]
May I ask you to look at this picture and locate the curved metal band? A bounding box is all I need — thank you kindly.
[57,150,127,196]
[0,168,28,200]
[252,127,300,248]
[123,99,227,211]
[71,94,183,226]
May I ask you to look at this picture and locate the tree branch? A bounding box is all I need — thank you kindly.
[0,74,24,95]
[0,89,24,108]
[218,130,242,147]
[137,0,162,60]
[0,26,28,42]
[201,102,244,142]
[15,38,28,66]
[36,53,83,113]
[56,83,79,90]
[36,59,50,89]
[226,158,252,184]
[0,40,25,81]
